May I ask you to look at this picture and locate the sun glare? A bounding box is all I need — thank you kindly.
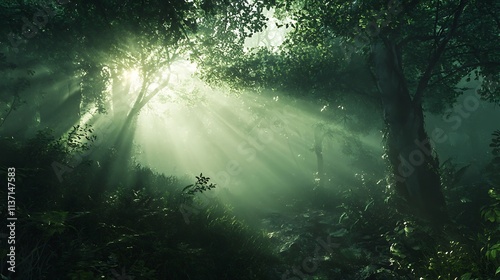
[122,60,197,95]
[123,68,141,89]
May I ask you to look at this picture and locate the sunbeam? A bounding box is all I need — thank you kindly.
[3,1,499,278]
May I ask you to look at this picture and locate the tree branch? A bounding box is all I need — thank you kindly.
[413,0,468,105]
[399,34,445,47]
[137,72,172,110]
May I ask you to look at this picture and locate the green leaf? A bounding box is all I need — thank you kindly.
[460,273,472,280]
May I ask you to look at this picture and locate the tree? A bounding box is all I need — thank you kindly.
[197,0,500,224]
[1,1,222,160]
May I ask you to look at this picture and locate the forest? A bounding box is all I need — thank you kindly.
[0,0,499,279]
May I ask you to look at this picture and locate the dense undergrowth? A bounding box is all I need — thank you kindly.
[275,130,500,280]
[321,130,500,279]
[0,129,278,280]
[0,128,499,279]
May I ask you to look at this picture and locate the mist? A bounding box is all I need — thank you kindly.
[1,1,499,279]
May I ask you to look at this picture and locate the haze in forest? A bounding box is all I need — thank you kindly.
[1,1,499,279]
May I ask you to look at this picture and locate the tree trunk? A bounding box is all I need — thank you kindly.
[373,40,448,225]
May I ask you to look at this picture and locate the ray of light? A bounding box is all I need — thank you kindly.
[130,74,384,214]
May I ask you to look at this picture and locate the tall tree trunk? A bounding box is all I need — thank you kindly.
[373,40,448,225]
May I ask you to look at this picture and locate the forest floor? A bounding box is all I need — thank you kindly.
[256,192,408,280]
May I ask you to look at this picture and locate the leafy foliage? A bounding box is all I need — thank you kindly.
[486,130,500,183]
[309,150,500,279]
[478,130,500,276]
[0,132,278,280]
[64,124,97,154]
[182,173,217,196]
